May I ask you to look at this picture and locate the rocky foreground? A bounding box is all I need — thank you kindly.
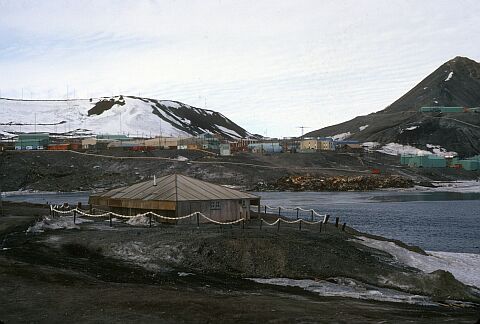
[0,202,479,323]
[253,175,415,191]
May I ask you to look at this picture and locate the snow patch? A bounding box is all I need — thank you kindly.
[215,125,241,139]
[249,277,438,305]
[331,132,351,141]
[355,236,480,288]
[176,155,188,161]
[362,141,380,149]
[27,216,92,233]
[359,125,369,131]
[378,143,431,156]
[409,181,480,193]
[445,71,453,82]
[159,100,181,109]
[404,126,418,131]
[126,215,155,226]
[426,144,457,157]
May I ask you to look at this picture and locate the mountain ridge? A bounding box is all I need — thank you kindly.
[305,56,480,156]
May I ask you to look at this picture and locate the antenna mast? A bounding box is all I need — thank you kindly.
[296,126,311,138]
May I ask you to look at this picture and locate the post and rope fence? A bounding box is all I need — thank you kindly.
[250,205,347,233]
[47,203,348,234]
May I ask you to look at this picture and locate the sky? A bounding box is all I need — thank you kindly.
[0,0,479,137]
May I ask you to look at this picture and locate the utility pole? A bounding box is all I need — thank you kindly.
[296,126,311,140]
[0,150,4,216]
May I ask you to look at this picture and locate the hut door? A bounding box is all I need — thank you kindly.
[189,202,202,215]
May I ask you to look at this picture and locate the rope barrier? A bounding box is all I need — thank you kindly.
[260,218,280,226]
[199,213,245,225]
[50,205,332,229]
[279,218,302,224]
[50,206,243,225]
[252,205,327,218]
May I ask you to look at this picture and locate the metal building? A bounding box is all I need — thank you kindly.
[89,174,260,223]
[400,154,446,168]
[14,133,49,150]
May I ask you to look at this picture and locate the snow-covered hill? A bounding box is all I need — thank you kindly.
[0,95,252,139]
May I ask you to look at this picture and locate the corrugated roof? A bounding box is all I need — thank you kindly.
[91,174,259,202]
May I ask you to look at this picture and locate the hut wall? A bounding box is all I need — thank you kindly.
[177,199,250,224]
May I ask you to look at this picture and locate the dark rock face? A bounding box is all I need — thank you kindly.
[87,96,126,116]
[306,57,480,157]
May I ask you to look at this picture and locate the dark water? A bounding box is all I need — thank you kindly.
[253,191,480,254]
[3,190,479,253]
[2,192,90,206]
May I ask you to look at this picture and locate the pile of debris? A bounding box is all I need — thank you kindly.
[254,175,414,191]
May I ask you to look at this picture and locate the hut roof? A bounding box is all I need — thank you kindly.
[91,174,259,202]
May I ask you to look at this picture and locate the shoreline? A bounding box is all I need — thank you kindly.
[1,202,479,322]
[3,179,480,197]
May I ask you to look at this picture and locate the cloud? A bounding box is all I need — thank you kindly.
[0,0,479,137]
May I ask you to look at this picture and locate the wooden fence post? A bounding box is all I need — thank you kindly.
[73,210,76,224]
[335,217,339,228]
[109,213,113,227]
[342,223,346,232]
[242,219,245,231]
[196,212,200,228]
[260,219,263,231]
[278,207,281,217]
[324,214,330,232]
[277,220,280,232]
[311,210,314,222]
[296,208,299,219]
[299,219,302,231]
[264,205,267,215]
[149,213,152,228]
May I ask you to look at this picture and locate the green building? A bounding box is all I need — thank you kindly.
[14,133,49,150]
[400,154,446,168]
[458,159,479,171]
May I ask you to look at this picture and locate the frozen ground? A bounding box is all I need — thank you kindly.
[250,277,439,306]
[411,181,480,193]
[355,236,480,288]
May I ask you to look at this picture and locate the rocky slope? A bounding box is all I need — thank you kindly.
[253,175,414,191]
[305,56,480,157]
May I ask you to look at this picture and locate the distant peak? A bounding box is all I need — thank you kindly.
[447,56,478,65]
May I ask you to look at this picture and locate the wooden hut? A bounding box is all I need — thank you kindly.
[88,174,260,223]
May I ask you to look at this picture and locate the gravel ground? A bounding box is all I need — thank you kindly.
[0,203,479,323]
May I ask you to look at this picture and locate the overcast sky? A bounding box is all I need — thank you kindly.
[1,0,479,137]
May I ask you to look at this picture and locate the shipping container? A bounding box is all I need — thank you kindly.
[48,144,69,150]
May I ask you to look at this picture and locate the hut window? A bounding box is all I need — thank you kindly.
[241,199,247,207]
[210,201,221,210]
